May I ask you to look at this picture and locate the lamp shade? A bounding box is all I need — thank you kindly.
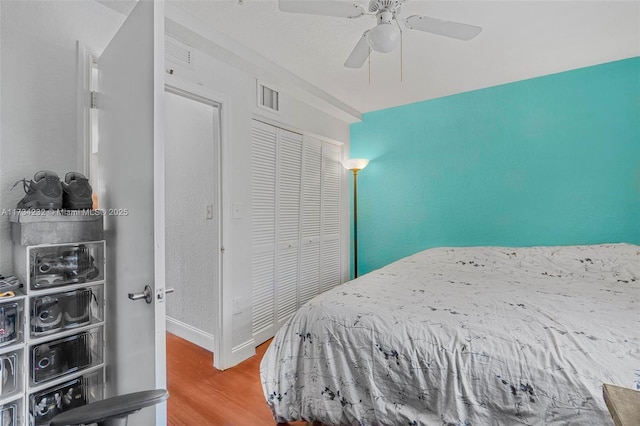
[368,23,401,53]
[343,158,369,171]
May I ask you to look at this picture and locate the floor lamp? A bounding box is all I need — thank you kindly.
[343,158,369,278]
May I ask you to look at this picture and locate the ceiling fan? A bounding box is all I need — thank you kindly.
[278,0,482,68]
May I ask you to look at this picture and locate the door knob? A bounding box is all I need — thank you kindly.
[128,285,153,304]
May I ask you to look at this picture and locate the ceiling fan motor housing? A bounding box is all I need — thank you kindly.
[376,10,394,24]
[368,0,404,14]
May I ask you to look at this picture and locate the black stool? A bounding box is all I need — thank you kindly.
[50,389,169,426]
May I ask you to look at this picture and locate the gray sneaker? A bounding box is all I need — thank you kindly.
[62,172,93,210]
[12,171,63,210]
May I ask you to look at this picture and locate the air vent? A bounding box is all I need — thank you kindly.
[257,82,280,113]
[165,36,194,70]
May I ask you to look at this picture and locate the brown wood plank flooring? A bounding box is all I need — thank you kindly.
[167,333,307,426]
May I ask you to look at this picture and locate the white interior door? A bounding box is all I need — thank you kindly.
[98,1,167,424]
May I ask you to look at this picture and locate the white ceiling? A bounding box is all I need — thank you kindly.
[168,0,640,114]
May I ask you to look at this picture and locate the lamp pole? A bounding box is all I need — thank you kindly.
[352,168,360,278]
[343,158,368,279]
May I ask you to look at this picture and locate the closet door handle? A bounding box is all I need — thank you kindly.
[165,288,175,295]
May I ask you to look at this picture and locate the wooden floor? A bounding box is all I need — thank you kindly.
[167,333,307,425]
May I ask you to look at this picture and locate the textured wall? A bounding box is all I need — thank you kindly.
[350,57,640,275]
[164,91,217,337]
[0,1,123,273]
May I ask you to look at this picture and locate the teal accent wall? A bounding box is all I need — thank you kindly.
[350,57,640,275]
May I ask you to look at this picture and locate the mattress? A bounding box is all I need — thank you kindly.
[260,243,640,425]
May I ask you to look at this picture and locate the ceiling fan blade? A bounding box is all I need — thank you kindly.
[279,1,364,18]
[344,31,371,68]
[404,15,482,41]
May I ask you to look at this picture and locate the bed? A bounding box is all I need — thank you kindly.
[260,243,640,425]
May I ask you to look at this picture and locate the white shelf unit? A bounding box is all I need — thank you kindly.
[9,212,106,426]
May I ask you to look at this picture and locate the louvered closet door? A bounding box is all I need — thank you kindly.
[320,143,343,293]
[275,129,303,326]
[299,136,322,306]
[251,120,342,345]
[251,121,277,340]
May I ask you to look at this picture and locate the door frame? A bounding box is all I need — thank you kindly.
[165,74,231,370]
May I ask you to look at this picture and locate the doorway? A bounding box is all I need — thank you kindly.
[88,62,225,355]
[164,86,221,356]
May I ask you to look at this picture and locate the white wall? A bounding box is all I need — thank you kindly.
[163,12,351,363]
[0,1,124,273]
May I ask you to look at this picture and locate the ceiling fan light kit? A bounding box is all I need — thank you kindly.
[368,21,400,53]
[278,0,483,69]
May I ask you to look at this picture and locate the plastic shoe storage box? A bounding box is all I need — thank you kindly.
[0,399,21,426]
[30,327,103,386]
[0,350,23,400]
[10,211,104,291]
[29,369,103,426]
[0,301,23,348]
[30,285,103,338]
[13,242,104,292]
[0,303,23,426]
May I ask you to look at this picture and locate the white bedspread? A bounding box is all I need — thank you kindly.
[260,244,640,425]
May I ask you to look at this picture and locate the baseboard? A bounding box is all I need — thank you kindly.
[166,316,215,352]
[229,338,256,367]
